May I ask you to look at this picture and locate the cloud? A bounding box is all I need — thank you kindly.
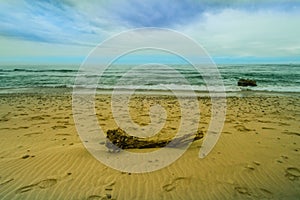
[108,0,300,27]
[108,0,205,27]
[181,9,300,56]
[0,0,299,59]
[0,0,124,46]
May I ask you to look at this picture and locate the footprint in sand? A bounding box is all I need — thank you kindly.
[51,125,67,130]
[55,133,71,136]
[282,131,300,136]
[15,178,58,194]
[52,116,64,120]
[30,116,45,120]
[0,118,9,122]
[87,194,113,200]
[234,186,250,196]
[257,120,273,123]
[104,181,115,192]
[103,181,115,199]
[0,178,14,186]
[15,184,36,194]
[285,167,300,181]
[234,124,252,132]
[261,127,275,130]
[24,132,43,137]
[37,179,57,189]
[86,195,102,200]
[12,126,29,130]
[162,177,190,192]
[234,186,273,199]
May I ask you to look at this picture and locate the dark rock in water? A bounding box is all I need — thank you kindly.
[105,128,204,152]
[238,79,257,87]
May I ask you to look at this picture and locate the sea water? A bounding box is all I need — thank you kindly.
[0,64,299,94]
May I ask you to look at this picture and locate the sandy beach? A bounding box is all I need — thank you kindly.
[1,0,300,199]
[0,92,299,200]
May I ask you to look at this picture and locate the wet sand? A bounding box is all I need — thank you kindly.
[0,92,299,199]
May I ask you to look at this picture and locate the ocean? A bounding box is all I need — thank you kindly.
[0,64,299,94]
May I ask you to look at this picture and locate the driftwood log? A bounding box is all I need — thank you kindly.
[105,128,204,152]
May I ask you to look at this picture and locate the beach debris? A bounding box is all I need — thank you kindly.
[238,79,257,87]
[21,155,30,159]
[245,164,255,170]
[105,128,204,152]
[253,161,261,166]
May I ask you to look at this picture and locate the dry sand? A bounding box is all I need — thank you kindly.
[0,92,299,199]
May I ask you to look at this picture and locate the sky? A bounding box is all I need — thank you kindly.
[0,0,300,64]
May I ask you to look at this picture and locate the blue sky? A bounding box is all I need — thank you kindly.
[1,0,300,64]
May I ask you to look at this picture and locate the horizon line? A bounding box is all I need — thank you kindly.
[0,56,300,65]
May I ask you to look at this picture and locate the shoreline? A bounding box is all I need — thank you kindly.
[1,87,300,97]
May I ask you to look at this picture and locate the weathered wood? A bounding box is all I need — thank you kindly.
[105,128,204,152]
